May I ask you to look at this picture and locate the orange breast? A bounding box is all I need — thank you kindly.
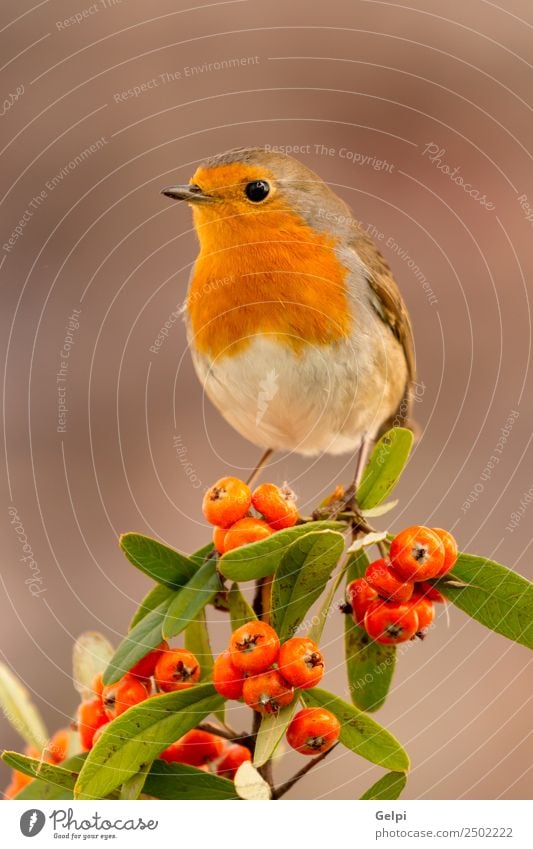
[187,211,352,359]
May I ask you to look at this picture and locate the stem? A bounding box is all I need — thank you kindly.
[272,743,339,799]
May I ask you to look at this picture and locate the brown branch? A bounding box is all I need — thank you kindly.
[272,743,339,799]
[197,723,246,744]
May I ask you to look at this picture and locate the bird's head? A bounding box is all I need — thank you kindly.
[161,147,354,249]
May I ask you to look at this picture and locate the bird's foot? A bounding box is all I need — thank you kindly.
[312,482,358,522]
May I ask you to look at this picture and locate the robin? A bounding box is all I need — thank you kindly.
[162,147,415,480]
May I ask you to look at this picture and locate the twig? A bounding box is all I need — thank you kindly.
[272,743,339,799]
[197,722,245,743]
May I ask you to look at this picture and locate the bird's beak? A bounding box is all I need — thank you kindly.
[160,183,213,203]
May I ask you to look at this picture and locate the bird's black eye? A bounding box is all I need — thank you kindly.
[245,180,270,202]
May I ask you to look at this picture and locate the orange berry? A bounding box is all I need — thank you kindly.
[102,674,150,720]
[154,648,201,692]
[160,729,224,766]
[431,528,458,576]
[213,526,227,554]
[202,477,251,528]
[409,592,435,633]
[286,707,340,755]
[229,621,280,674]
[129,640,169,679]
[364,599,419,644]
[216,743,252,779]
[252,483,298,530]
[5,769,32,798]
[389,525,445,581]
[365,558,414,603]
[77,697,109,750]
[242,669,294,714]
[213,650,245,700]
[278,637,324,689]
[46,728,70,764]
[346,578,379,626]
[223,517,272,552]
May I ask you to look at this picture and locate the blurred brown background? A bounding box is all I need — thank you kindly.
[1,0,532,800]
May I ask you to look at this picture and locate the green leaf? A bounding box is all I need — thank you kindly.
[163,559,222,640]
[344,551,396,712]
[228,583,257,631]
[2,751,79,793]
[103,596,173,686]
[120,762,151,799]
[75,684,223,799]
[219,521,346,582]
[360,771,407,800]
[271,531,345,641]
[185,609,214,681]
[119,533,198,589]
[253,702,298,768]
[361,500,399,518]
[357,428,413,509]
[440,553,533,649]
[306,559,350,644]
[5,753,87,800]
[0,663,48,750]
[301,688,409,771]
[72,632,114,701]
[129,584,175,630]
[144,760,239,799]
[189,542,215,566]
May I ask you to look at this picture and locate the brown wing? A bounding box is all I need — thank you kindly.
[352,232,416,430]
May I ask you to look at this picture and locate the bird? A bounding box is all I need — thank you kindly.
[162,147,415,481]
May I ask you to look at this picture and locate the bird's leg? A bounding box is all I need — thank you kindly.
[313,434,373,521]
[246,448,273,487]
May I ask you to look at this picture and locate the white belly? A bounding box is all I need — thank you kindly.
[190,334,405,456]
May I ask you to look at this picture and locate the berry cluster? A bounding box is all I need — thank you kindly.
[202,477,298,554]
[213,621,340,756]
[347,525,458,644]
[77,642,204,750]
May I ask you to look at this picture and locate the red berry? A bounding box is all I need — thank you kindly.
[252,483,298,530]
[417,580,446,604]
[77,698,108,750]
[346,578,378,626]
[242,670,294,714]
[389,525,445,581]
[229,621,279,674]
[286,707,340,755]
[431,528,458,576]
[409,592,435,633]
[223,517,273,552]
[202,477,251,528]
[154,648,201,692]
[160,729,224,766]
[278,637,324,689]
[364,599,419,644]
[102,674,150,720]
[213,650,245,700]
[365,558,414,602]
[216,744,252,780]
[129,640,169,679]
